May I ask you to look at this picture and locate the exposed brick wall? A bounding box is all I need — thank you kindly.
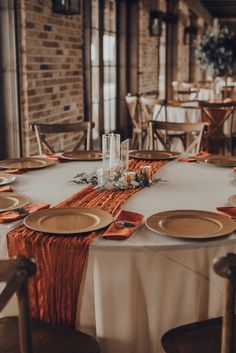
[176,1,190,83]
[18,0,84,156]
[138,0,159,95]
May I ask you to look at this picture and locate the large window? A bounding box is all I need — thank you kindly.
[91,0,117,141]
[158,22,166,99]
[85,0,138,143]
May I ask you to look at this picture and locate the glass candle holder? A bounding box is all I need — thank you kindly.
[139,165,152,181]
[102,133,121,168]
[96,168,109,184]
[124,171,136,184]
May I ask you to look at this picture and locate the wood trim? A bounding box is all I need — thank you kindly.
[98,0,104,136]
[116,0,139,139]
[83,0,92,123]
[0,0,21,158]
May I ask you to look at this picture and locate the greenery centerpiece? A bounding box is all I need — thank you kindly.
[195,27,236,79]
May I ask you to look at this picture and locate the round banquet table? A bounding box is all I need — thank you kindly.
[1,159,236,353]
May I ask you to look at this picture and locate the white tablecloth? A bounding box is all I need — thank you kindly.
[1,160,236,353]
[153,103,201,124]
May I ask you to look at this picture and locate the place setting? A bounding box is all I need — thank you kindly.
[43,150,103,163]
[195,154,236,167]
[129,150,180,161]
[145,209,236,240]
[0,174,16,185]
[0,191,50,223]
[0,173,16,192]
[0,157,57,173]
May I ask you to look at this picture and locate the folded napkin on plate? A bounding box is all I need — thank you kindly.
[178,151,210,163]
[216,207,236,219]
[0,185,13,192]
[103,210,143,240]
[0,203,50,223]
[0,168,26,174]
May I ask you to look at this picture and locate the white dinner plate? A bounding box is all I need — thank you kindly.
[0,174,16,186]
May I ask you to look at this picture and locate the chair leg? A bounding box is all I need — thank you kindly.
[131,133,136,149]
[138,133,142,150]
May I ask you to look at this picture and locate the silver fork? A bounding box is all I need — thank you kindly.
[14,208,30,215]
[115,220,136,228]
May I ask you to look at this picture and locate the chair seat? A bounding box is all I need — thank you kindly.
[162,316,232,353]
[0,317,99,353]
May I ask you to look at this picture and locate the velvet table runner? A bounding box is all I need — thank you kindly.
[7,159,165,327]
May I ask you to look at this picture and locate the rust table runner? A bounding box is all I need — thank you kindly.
[7,159,165,327]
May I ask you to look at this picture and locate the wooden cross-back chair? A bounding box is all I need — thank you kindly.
[140,96,165,122]
[139,96,165,149]
[199,101,236,154]
[125,94,148,150]
[162,252,236,353]
[144,98,187,150]
[0,256,100,353]
[149,120,208,154]
[32,122,94,155]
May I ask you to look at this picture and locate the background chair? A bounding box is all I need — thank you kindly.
[0,256,99,353]
[32,121,94,155]
[161,252,236,353]
[199,101,236,154]
[125,94,147,150]
[149,120,208,153]
[150,99,187,150]
[139,96,163,149]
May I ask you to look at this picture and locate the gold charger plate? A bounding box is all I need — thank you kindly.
[61,151,102,161]
[145,210,236,239]
[228,195,236,207]
[129,150,180,161]
[0,174,16,185]
[0,192,30,212]
[196,155,236,167]
[24,207,113,234]
[0,157,56,170]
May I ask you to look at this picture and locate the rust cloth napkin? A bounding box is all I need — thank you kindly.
[178,151,210,163]
[103,210,143,240]
[232,167,236,175]
[7,159,165,327]
[216,207,236,219]
[0,185,13,192]
[0,203,50,223]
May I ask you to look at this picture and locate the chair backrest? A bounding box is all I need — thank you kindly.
[199,101,236,139]
[213,253,236,353]
[125,95,141,131]
[32,122,94,155]
[149,120,208,153]
[0,256,36,353]
[140,96,165,124]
